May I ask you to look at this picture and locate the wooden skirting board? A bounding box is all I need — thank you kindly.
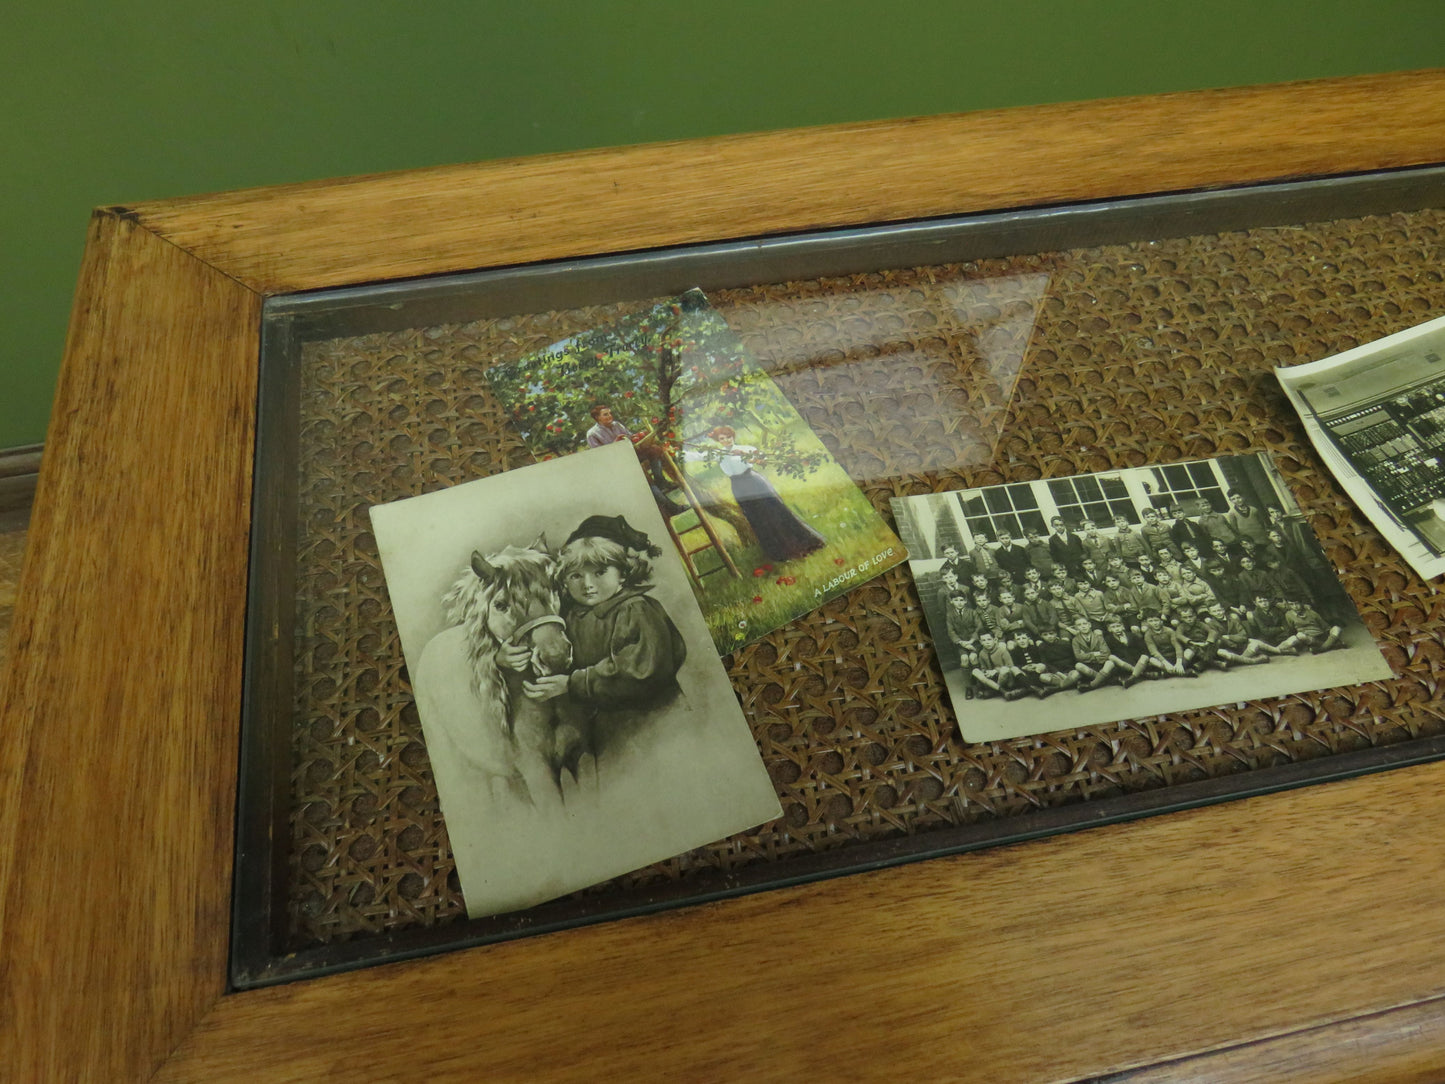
[0,444,40,517]
[0,447,35,720]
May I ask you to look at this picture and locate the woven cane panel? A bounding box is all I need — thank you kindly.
[287,209,1445,949]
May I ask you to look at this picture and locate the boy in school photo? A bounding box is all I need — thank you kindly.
[970,630,1021,699]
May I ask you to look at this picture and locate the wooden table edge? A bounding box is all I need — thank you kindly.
[127,68,1445,296]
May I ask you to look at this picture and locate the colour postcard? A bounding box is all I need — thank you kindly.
[486,288,907,653]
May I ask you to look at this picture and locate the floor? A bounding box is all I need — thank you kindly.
[0,508,29,675]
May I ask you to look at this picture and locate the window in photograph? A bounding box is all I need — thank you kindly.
[1150,460,1227,513]
[1047,473,1136,527]
[962,482,1044,539]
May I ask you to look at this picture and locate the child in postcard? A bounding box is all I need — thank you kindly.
[523,514,687,759]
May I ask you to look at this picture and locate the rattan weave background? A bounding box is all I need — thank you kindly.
[286,210,1445,948]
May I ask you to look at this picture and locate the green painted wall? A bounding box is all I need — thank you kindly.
[4,2,1443,448]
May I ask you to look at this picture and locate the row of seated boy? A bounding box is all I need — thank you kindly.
[949,594,1343,700]
[932,498,1346,700]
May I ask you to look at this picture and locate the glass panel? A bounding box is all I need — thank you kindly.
[235,167,1445,986]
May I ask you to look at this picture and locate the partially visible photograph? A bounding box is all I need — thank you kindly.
[1277,313,1445,578]
[485,288,907,653]
[892,453,1392,743]
[369,441,781,919]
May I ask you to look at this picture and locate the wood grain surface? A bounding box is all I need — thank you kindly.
[7,72,1445,1082]
[130,70,1445,297]
[0,212,261,1081]
[1111,995,1445,1084]
[153,760,1445,1083]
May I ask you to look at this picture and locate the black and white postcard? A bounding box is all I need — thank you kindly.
[370,440,781,918]
[1277,313,1445,579]
[892,453,1391,743]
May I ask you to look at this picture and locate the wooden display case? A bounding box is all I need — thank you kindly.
[6,71,1445,1082]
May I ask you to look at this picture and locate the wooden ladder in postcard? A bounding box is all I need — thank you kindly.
[651,445,740,588]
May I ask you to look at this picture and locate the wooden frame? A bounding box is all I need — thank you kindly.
[5,70,1445,1082]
